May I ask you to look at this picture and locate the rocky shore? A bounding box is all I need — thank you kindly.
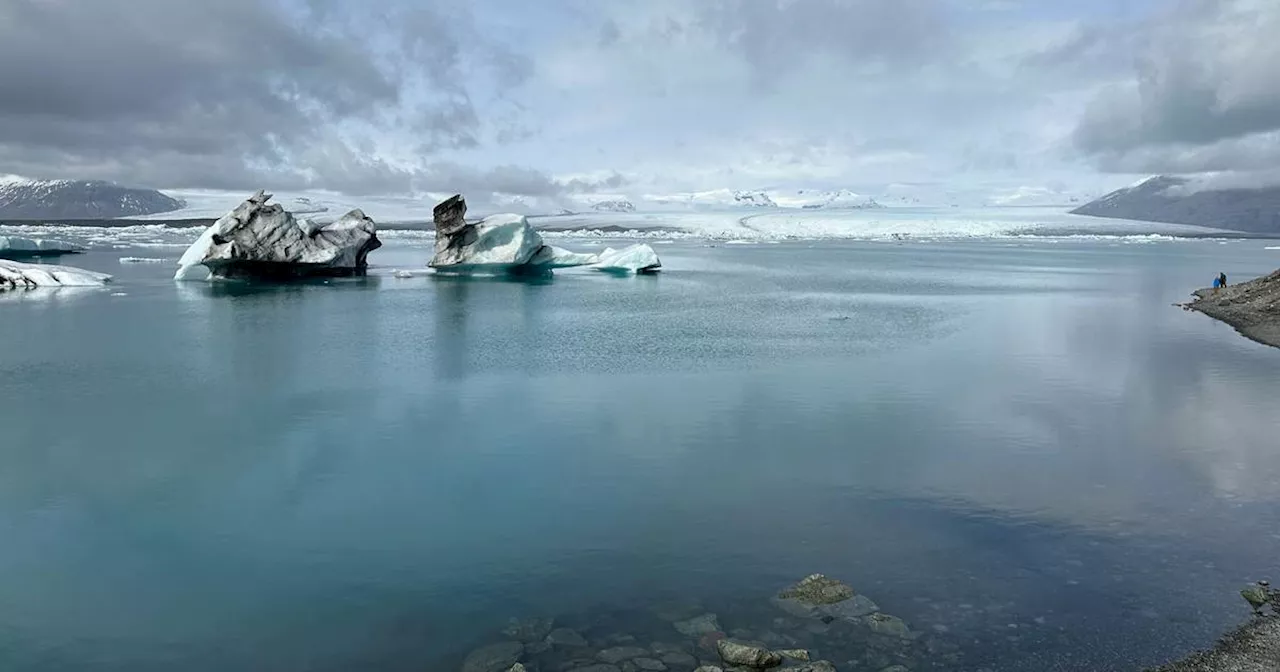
[456,574,957,672]
[1182,270,1280,348]
[1146,617,1280,672]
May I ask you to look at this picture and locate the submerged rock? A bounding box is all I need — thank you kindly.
[864,613,913,640]
[574,665,623,672]
[175,190,381,280]
[502,617,555,643]
[0,259,111,290]
[779,663,837,672]
[716,639,783,668]
[598,647,651,664]
[774,575,880,622]
[461,641,524,672]
[660,651,698,667]
[674,613,722,637]
[546,627,589,648]
[632,658,667,671]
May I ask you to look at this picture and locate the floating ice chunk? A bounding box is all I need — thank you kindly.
[119,257,169,264]
[594,244,662,274]
[527,245,600,268]
[0,236,82,259]
[0,259,112,289]
[174,190,381,280]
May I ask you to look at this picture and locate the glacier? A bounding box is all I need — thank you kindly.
[0,235,82,259]
[175,190,382,281]
[0,259,111,289]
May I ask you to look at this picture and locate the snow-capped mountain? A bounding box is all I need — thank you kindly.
[0,177,184,219]
[1071,175,1280,234]
[591,200,637,213]
[770,188,883,210]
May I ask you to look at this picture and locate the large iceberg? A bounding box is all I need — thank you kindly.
[0,236,82,259]
[0,259,111,289]
[175,190,382,280]
[428,195,662,276]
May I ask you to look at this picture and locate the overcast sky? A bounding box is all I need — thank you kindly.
[0,0,1276,203]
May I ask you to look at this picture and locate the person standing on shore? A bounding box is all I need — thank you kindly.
[1220,272,1228,288]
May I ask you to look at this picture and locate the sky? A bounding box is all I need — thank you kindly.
[0,0,1276,208]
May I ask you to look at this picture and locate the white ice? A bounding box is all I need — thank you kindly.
[593,244,662,274]
[0,259,112,288]
[429,213,548,271]
[0,235,82,256]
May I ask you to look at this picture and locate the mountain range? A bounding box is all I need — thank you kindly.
[0,178,184,219]
[1071,176,1280,234]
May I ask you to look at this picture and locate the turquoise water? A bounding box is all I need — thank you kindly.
[2,234,1280,671]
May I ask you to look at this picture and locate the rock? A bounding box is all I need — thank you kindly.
[864,614,912,640]
[776,650,810,662]
[675,613,722,637]
[462,641,525,672]
[774,575,879,622]
[621,663,638,672]
[0,259,111,290]
[633,658,667,671]
[716,639,783,668]
[508,665,527,672]
[175,190,381,280]
[694,667,725,672]
[598,647,651,664]
[698,632,728,652]
[661,652,698,667]
[1242,582,1273,613]
[879,666,909,672]
[573,666,622,672]
[779,575,855,605]
[547,628,589,648]
[503,617,555,643]
[778,663,837,672]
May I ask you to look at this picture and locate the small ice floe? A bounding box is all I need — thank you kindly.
[119,257,169,264]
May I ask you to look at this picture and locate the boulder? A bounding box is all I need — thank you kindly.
[661,652,698,668]
[716,639,783,669]
[175,190,381,280]
[778,663,837,672]
[461,641,524,672]
[0,259,110,290]
[863,613,913,640]
[633,658,667,671]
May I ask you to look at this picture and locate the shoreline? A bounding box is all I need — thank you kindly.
[1182,270,1280,348]
[1146,616,1280,671]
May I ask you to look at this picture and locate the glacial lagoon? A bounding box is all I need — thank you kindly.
[2,217,1280,671]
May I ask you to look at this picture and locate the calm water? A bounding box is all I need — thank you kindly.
[2,234,1280,671]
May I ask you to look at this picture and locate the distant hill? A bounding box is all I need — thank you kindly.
[0,178,184,219]
[1071,176,1280,234]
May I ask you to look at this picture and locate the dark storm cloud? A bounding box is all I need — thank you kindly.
[0,0,539,195]
[1071,0,1280,174]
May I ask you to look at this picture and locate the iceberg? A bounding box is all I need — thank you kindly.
[175,190,382,281]
[429,195,662,276]
[0,259,111,289]
[593,244,662,274]
[0,235,83,259]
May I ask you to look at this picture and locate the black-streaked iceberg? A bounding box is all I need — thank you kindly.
[175,190,382,280]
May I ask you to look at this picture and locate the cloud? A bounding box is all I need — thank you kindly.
[1072,0,1280,174]
[0,0,533,195]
